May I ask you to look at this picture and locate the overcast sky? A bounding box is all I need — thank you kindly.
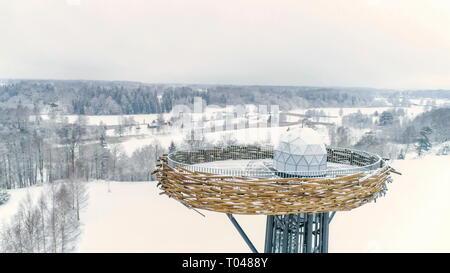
[1,0,450,89]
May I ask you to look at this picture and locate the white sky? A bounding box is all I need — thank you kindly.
[1,0,450,89]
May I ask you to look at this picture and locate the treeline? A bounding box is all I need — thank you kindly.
[328,106,450,159]
[0,80,401,115]
[0,104,165,191]
[409,107,450,142]
[0,106,46,188]
[401,90,450,100]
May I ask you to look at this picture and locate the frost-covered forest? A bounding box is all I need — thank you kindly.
[0,80,419,114]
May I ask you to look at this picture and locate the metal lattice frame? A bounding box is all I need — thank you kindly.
[264,213,331,253]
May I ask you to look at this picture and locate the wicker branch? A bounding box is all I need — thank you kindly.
[154,146,394,215]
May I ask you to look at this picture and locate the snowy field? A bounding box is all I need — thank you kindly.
[119,126,293,156]
[39,113,172,126]
[3,155,447,252]
[288,105,430,126]
[330,155,450,252]
[76,181,267,252]
[40,103,444,127]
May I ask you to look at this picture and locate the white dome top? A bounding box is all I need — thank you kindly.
[273,127,327,174]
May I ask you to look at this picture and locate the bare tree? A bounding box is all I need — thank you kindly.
[55,184,80,252]
[68,179,89,221]
[37,194,48,252]
[0,182,87,253]
[20,194,41,252]
[109,144,123,181]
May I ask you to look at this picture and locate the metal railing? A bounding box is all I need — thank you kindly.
[167,145,385,178]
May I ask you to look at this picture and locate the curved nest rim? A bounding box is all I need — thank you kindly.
[154,146,394,215]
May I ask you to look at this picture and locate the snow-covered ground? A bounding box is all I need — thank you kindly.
[39,113,172,126]
[38,104,265,127]
[117,123,316,156]
[330,155,450,252]
[0,186,44,227]
[1,154,449,252]
[76,181,267,252]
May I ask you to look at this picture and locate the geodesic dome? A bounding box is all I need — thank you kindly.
[273,127,327,174]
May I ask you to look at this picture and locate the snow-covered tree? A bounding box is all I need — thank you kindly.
[0,182,85,253]
[416,126,432,156]
[168,141,176,153]
[379,111,394,126]
[0,189,10,205]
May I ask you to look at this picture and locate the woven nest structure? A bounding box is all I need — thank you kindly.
[154,145,394,215]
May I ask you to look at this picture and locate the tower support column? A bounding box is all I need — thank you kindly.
[264,212,331,253]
